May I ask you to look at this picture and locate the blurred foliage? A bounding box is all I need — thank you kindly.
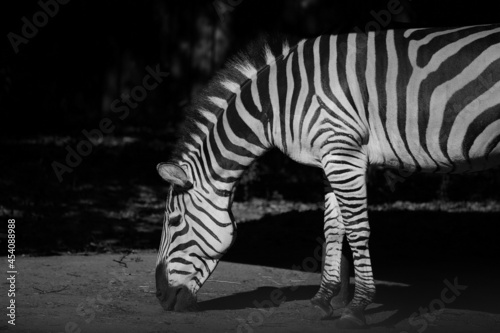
[0,0,499,251]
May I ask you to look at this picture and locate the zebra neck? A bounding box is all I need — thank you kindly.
[187,96,270,203]
[180,42,292,203]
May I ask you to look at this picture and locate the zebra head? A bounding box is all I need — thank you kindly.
[155,162,236,311]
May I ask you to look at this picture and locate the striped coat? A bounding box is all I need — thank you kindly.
[155,24,500,327]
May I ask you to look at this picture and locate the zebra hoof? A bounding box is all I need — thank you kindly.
[330,297,348,310]
[310,297,333,318]
[336,308,366,329]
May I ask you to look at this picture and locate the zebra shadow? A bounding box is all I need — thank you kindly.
[198,285,318,311]
[198,280,499,327]
[214,209,500,322]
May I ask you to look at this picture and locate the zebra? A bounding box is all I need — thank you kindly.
[155,24,500,328]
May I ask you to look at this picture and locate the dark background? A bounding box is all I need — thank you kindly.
[0,0,499,255]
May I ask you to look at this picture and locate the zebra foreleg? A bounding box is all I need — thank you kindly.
[319,173,351,311]
[328,247,350,310]
[318,151,375,328]
[338,187,375,328]
[311,191,346,317]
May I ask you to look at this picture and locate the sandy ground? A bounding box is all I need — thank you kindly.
[3,252,500,333]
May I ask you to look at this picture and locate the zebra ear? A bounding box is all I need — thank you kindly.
[156,163,192,189]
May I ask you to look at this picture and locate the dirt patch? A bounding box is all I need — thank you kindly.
[5,253,500,333]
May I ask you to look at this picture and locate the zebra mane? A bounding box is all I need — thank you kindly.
[170,35,299,161]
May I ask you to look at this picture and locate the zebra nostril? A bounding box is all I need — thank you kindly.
[156,290,163,299]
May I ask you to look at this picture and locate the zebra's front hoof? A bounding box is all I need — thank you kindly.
[336,308,366,329]
[311,297,333,318]
[330,296,348,310]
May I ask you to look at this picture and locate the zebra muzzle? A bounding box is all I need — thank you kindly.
[156,285,197,312]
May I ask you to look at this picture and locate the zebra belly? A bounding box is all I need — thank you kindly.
[422,105,500,173]
[369,118,500,174]
[461,127,500,172]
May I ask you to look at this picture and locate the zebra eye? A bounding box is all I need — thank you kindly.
[169,215,182,227]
